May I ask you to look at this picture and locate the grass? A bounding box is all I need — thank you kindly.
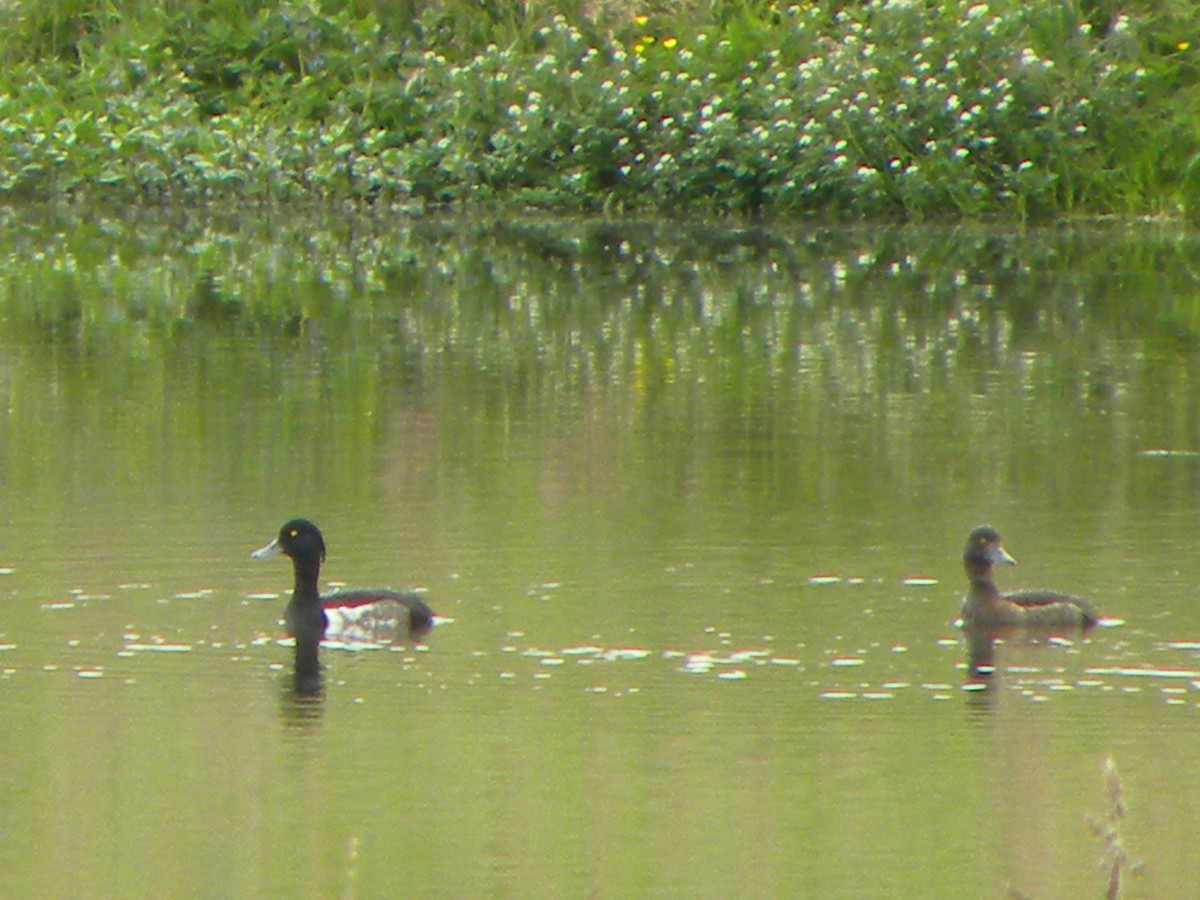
[1089,755,1141,899]
[0,0,1196,218]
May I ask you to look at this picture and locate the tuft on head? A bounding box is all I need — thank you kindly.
[963,524,1015,567]
[277,517,326,562]
[967,525,1002,545]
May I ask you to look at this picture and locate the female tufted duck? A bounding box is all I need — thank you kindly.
[960,525,1099,629]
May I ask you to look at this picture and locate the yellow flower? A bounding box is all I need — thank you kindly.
[663,37,678,49]
[1179,41,1191,51]
[634,15,649,26]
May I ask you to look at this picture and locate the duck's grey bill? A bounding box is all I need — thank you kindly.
[252,537,282,559]
[993,546,1017,566]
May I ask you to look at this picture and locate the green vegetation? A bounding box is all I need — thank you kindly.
[0,0,1197,218]
[1089,756,1142,898]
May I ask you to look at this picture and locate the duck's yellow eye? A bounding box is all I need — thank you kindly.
[288,529,298,538]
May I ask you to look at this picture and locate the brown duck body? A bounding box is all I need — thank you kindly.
[960,526,1099,629]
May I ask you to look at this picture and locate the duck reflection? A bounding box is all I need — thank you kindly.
[961,622,1096,708]
[286,613,434,700]
[281,647,326,727]
[964,623,1001,683]
[290,636,325,698]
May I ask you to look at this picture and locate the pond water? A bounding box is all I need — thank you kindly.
[0,207,1198,897]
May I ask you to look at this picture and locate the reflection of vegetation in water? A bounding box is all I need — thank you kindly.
[1,208,1199,520]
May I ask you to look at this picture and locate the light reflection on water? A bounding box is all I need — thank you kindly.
[4,572,1199,896]
[1,211,1200,895]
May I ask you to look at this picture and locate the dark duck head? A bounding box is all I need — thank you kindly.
[960,525,1099,629]
[252,518,435,648]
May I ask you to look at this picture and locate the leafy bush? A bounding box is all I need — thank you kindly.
[0,0,1193,218]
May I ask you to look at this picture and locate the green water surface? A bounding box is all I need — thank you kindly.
[0,208,1198,898]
